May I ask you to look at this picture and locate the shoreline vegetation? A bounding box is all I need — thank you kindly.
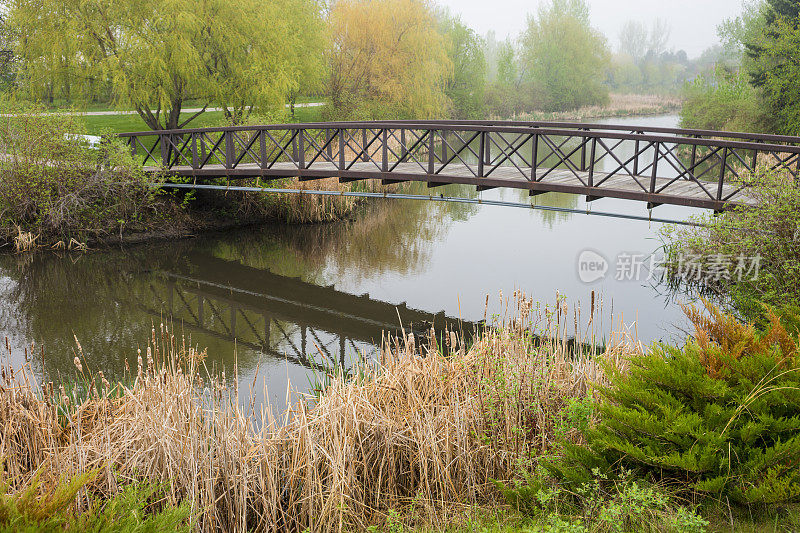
[1,294,798,532]
[0,294,633,532]
[498,93,681,122]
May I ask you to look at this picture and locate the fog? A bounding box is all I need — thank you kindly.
[436,0,747,57]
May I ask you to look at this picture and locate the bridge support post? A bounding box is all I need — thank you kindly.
[191,133,198,169]
[478,131,486,178]
[400,129,407,161]
[298,130,305,169]
[382,129,388,172]
[325,129,333,160]
[580,131,587,171]
[531,133,538,181]
[717,147,728,201]
[362,129,369,162]
[650,142,660,194]
[224,130,234,170]
[339,129,346,169]
[260,130,268,170]
[160,133,169,168]
[428,129,435,174]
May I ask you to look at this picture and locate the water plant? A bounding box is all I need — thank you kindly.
[0,293,637,532]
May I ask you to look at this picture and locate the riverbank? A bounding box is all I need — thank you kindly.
[3,178,366,252]
[503,93,682,122]
[0,294,630,532]
[1,294,797,532]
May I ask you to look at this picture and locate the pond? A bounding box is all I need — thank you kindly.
[0,114,706,410]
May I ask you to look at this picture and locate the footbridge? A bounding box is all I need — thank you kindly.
[120,120,800,211]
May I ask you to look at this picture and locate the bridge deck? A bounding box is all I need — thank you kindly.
[150,161,756,209]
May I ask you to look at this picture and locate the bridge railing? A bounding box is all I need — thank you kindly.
[120,121,800,209]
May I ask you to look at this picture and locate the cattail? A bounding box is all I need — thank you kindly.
[73,356,82,373]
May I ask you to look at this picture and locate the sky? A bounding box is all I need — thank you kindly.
[436,0,747,58]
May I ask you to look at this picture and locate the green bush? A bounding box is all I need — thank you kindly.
[495,468,708,533]
[662,167,800,320]
[547,302,800,507]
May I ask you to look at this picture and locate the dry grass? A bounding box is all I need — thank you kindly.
[509,93,682,122]
[0,293,642,532]
[12,226,38,252]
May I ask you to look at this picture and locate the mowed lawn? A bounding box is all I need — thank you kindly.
[82,105,325,135]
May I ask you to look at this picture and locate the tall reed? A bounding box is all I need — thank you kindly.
[0,293,640,532]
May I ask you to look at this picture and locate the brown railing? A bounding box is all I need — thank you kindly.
[120,120,800,210]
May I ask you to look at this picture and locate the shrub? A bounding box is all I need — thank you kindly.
[0,99,161,245]
[495,469,708,533]
[680,68,772,133]
[661,167,800,320]
[547,301,800,507]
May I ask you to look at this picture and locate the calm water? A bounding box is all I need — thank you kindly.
[0,114,704,409]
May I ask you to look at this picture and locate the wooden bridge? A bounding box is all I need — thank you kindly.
[120,120,800,211]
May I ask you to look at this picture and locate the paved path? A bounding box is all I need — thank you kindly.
[0,102,325,118]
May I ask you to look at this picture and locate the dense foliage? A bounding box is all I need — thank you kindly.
[0,470,190,532]
[683,0,800,135]
[680,67,771,132]
[662,168,800,319]
[548,302,800,507]
[439,11,487,120]
[520,0,609,111]
[0,101,162,245]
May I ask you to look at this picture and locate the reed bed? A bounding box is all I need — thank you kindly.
[510,93,682,122]
[0,293,641,532]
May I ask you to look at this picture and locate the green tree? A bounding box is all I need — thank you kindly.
[496,40,522,88]
[520,0,610,111]
[438,11,486,119]
[744,1,800,134]
[325,0,452,119]
[680,3,768,131]
[7,0,324,129]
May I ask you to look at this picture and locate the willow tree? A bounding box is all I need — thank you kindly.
[521,0,609,111]
[326,0,452,119]
[7,0,325,129]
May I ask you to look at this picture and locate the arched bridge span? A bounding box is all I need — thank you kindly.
[120,120,800,211]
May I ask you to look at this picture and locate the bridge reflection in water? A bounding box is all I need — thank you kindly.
[138,254,478,375]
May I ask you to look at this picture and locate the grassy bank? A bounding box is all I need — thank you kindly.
[0,295,631,532]
[81,105,325,136]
